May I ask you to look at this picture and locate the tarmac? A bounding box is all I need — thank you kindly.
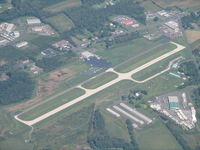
[15,41,185,126]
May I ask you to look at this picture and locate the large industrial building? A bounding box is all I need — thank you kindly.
[168,96,179,110]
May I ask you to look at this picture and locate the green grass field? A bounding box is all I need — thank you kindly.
[115,42,177,73]
[136,119,183,150]
[141,0,162,12]
[31,104,93,150]
[44,0,81,13]
[96,38,161,66]
[138,74,183,99]
[82,72,118,89]
[19,88,85,120]
[45,13,74,33]
[132,51,184,81]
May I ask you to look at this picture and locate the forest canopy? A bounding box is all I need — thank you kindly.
[0,71,35,105]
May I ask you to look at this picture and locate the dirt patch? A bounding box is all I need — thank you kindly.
[185,30,200,44]
[0,60,7,66]
[0,73,9,81]
[7,68,74,112]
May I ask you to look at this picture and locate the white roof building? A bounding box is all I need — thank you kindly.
[27,18,41,25]
[81,51,95,59]
[32,26,43,32]
[0,23,15,32]
[157,10,170,17]
[165,21,179,30]
[16,41,28,48]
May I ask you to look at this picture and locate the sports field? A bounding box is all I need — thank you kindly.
[19,88,85,120]
[45,13,74,32]
[82,72,118,89]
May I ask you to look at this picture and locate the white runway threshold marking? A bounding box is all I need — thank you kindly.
[15,41,185,126]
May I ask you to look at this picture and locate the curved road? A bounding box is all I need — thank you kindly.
[15,41,185,126]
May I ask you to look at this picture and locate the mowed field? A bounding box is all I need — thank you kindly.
[135,119,183,150]
[45,13,74,33]
[82,72,118,89]
[19,88,85,121]
[96,38,164,66]
[115,42,177,73]
[132,51,184,81]
[154,0,200,8]
[44,0,81,13]
[141,0,162,12]
[185,30,200,44]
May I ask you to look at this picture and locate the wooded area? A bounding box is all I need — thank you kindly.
[0,71,35,105]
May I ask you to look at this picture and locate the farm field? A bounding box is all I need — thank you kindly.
[154,0,200,9]
[135,119,183,150]
[45,13,74,33]
[115,42,177,73]
[19,88,85,121]
[185,30,200,44]
[44,0,81,13]
[82,72,118,89]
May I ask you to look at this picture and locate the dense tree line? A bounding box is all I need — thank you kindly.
[0,0,6,3]
[36,51,75,72]
[87,110,139,150]
[191,88,200,120]
[164,120,191,150]
[181,12,200,29]
[0,0,145,39]
[121,89,147,105]
[65,0,146,34]
[105,32,140,48]
[178,61,200,86]
[126,120,139,150]
[0,0,51,22]
[0,71,35,105]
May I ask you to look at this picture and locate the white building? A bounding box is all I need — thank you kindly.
[157,10,170,17]
[27,18,41,25]
[81,51,96,59]
[165,21,179,30]
[0,23,15,33]
[32,26,43,32]
[16,41,28,48]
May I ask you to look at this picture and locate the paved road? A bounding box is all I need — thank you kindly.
[15,41,185,126]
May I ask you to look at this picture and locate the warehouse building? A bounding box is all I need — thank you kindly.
[27,18,41,25]
[168,96,179,110]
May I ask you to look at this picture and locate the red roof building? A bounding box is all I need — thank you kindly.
[122,19,134,25]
